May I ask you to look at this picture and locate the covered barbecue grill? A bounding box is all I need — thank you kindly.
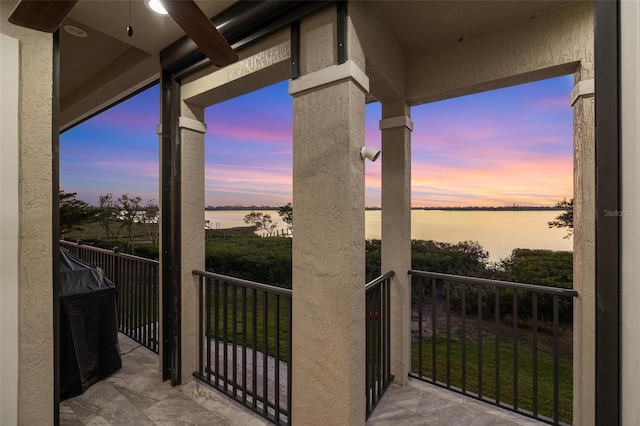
[59,247,121,400]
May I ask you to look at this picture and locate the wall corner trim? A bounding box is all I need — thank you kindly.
[178,117,207,134]
[379,115,413,131]
[288,60,369,96]
[570,79,595,106]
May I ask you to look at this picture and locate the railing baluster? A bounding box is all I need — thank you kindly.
[513,290,518,411]
[214,280,220,387]
[375,284,380,401]
[232,283,238,397]
[446,280,451,388]
[198,277,203,377]
[532,292,538,417]
[242,286,247,404]
[365,290,370,413]
[417,277,423,379]
[553,295,560,425]
[275,295,281,424]
[385,275,391,387]
[206,278,212,382]
[477,284,483,399]
[287,295,292,422]
[252,288,258,411]
[495,287,500,405]
[461,282,467,393]
[263,292,269,417]
[223,281,228,391]
[431,278,437,384]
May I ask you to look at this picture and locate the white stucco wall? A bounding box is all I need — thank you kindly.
[406,1,593,105]
[0,32,20,426]
[1,3,54,424]
[621,1,640,424]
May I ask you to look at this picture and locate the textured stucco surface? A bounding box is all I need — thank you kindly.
[406,1,594,105]
[621,1,640,424]
[179,102,206,384]
[1,3,54,424]
[291,8,367,423]
[299,6,336,76]
[349,1,405,102]
[182,28,290,107]
[572,68,595,426]
[292,79,366,426]
[380,101,412,385]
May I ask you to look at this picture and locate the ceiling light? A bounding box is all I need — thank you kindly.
[147,0,168,15]
[63,25,88,38]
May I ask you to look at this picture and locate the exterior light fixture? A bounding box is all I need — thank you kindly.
[360,146,381,162]
[147,0,168,15]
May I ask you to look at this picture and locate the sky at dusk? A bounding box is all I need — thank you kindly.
[60,74,574,208]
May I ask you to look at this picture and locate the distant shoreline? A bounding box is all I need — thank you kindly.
[205,206,569,212]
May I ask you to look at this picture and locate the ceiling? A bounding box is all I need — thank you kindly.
[3,0,576,127]
[375,0,575,53]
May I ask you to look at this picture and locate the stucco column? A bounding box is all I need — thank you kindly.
[289,6,368,425]
[179,103,206,383]
[1,7,54,425]
[380,101,412,385]
[571,65,595,426]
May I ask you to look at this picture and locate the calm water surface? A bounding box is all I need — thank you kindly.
[205,210,572,262]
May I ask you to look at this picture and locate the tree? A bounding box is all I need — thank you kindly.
[118,193,143,252]
[139,199,159,245]
[548,198,573,239]
[277,203,293,233]
[59,190,91,238]
[97,193,124,245]
[243,211,278,237]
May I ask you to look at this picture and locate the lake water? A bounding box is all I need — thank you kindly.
[205,210,572,263]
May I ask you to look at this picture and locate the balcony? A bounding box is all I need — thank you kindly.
[61,333,545,426]
[61,242,571,425]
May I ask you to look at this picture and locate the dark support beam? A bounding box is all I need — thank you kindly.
[161,0,332,73]
[291,21,300,79]
[52,29,61,426]
[336,1,347,64]
[594,0,621,424]
[160,69,182,385]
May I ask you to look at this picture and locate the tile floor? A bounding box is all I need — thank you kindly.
[62,333,544,425]
[60,333,270,426]
[367,378,544,426]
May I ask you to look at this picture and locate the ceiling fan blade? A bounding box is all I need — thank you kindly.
[162,0,239,67]
[8,0,78,33]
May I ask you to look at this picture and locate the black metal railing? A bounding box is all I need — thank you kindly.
[408,270,577,425]
[193,270,292,426]
[59,240,160,353]
[365,271,394,419]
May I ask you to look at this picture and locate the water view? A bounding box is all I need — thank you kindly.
[205,209,572,263]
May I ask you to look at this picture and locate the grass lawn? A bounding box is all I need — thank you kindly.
[64,220,158,244]
[411,336,573,424]
[204,285,290,362]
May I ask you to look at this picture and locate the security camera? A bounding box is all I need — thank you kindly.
[360,146,381,162]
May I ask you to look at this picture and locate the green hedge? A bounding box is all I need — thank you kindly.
[97,237,573,323]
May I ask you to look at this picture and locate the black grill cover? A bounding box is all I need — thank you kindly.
[59,247,121,400]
